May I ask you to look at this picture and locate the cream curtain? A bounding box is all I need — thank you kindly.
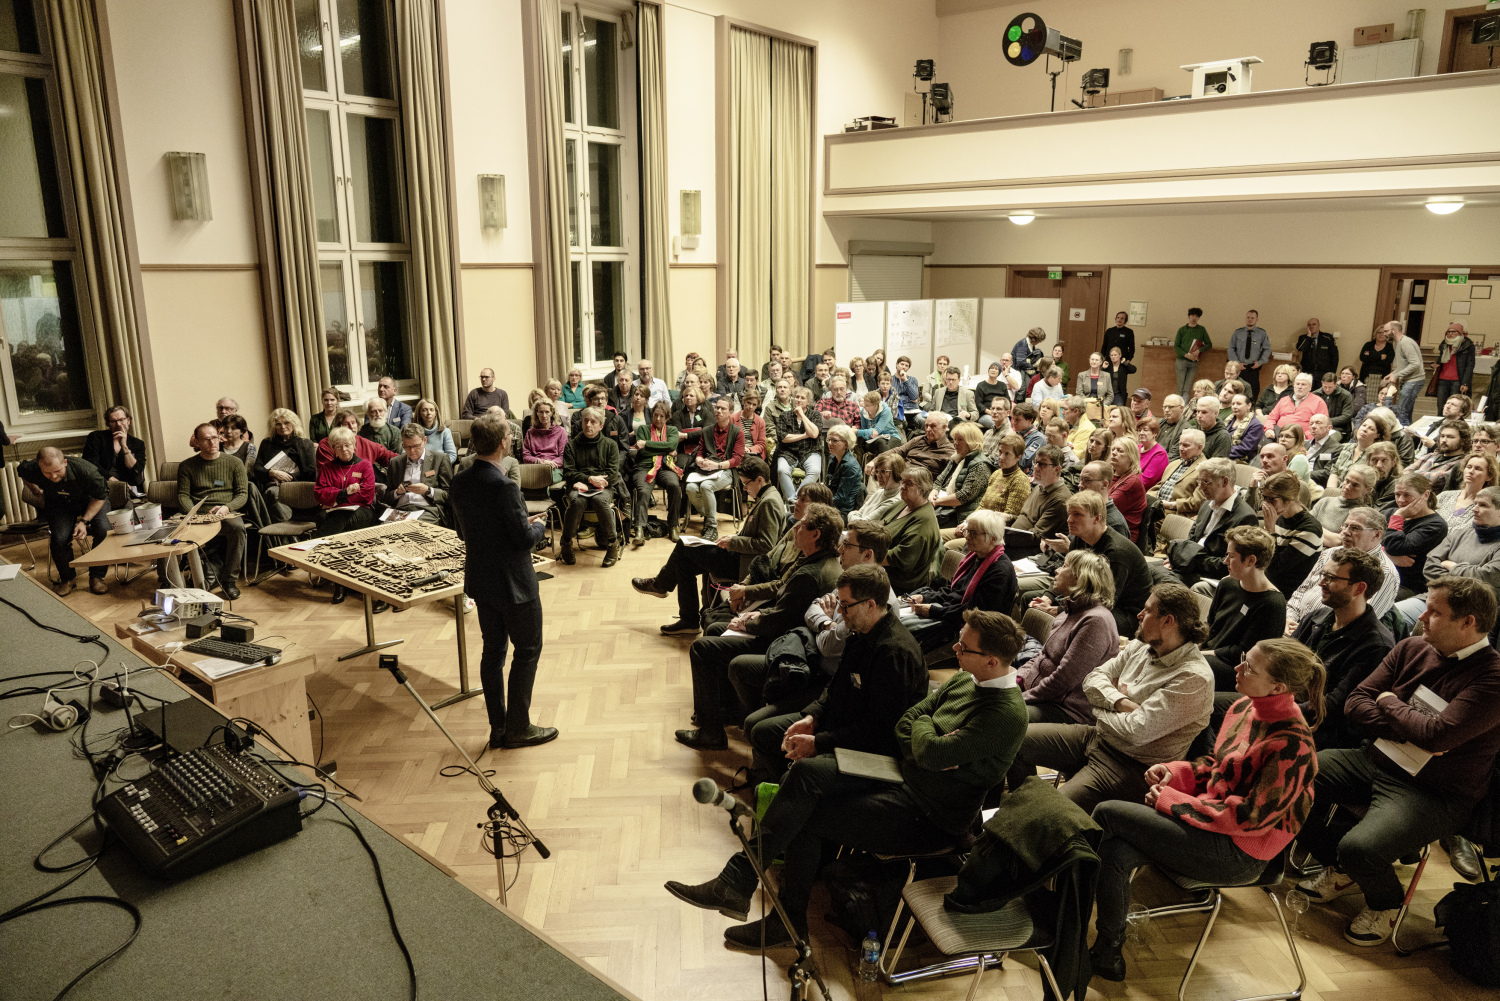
[527,0,573,382]
[236,0,327,421]
[636,2,673,371]
[727,28,770,363]
[45,0,157,472]
[395,0,460,418]
[769,37,811,358]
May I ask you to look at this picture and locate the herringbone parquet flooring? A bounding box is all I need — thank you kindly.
[9,518,1492,1001]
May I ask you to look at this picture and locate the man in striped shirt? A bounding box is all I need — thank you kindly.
[1285,507,1400,632]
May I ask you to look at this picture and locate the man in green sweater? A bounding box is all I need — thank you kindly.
[177,421,249,599]
[1174,307,1210,399]
[665,607,1028,950]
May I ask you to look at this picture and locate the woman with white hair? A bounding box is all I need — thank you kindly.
[903,508,1016,652]
[561,367,586,409]
[824,423,864,517]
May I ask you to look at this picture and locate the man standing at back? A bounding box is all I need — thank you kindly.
[1296,317,1339,382]
[449,414,557,749]
[1383,320,1424,427]
[1228,310,1271,400]
[1174,308,1209,398]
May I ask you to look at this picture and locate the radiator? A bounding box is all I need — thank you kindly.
[3,460,39,525]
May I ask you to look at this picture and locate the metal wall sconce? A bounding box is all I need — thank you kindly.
[479,174,506,231]
[679,189,700,250]
[165,151,212,221]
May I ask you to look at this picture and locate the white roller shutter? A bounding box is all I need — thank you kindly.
[849,254,924,302]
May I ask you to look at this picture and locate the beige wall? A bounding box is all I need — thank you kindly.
[1106,267,1383,359]
[141,270,272,457]
[1428,277,1500,346]
[459,267,537,411]
[927,266,1007,300]
[940,0,1443,122]
[668,267,718,372]
[812,266,849,353]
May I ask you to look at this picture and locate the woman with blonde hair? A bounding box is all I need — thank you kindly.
[1327,413,1392,492]
[414,398,456,462]
[523,398,567,470]
[561,367,586,409]
[1085,427,1114,465]
[825,423,865,517]
[1013,549,1117,725]
[1436,452,1500,528]
[854,450,906,524]
[252,408,317,520]
[1104,405,1136,437]
[1313,463,1377,546]
[1037,396,1062,425]
[930,422,989,528]
[1256,363,1297,415]
[1108,437,1146,542]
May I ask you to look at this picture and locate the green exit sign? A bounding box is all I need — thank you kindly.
[1449,274,1468,285]
[1048,269,1063,280]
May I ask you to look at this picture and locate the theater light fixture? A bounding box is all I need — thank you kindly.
[1008,213,1036,225]
[1425,200,1464,215]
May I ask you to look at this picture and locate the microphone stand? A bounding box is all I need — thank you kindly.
[376,658,548,906]
[723,811,832,1001]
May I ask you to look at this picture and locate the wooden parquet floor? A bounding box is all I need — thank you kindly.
[9,519,1494,1001]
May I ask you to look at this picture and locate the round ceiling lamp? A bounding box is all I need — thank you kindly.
[1425,200,1463,215]
[1009,213,1036,225]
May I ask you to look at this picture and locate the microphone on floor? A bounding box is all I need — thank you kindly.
[693,778,754,821]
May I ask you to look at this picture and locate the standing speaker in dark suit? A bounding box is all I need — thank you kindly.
[448,414,558,749]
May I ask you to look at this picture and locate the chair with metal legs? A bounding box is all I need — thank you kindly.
[1138,847,1306,1001]
[251,481,320,584]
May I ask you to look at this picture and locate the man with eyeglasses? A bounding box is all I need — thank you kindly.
[81,405,147,492]
[176,422,248,600]
[1078,460,1130,539]
[1291,547,1395,750]
[729,524,906,783]
[1284,506,1401,633]
[666,606,1028,952]
[1009,444,1071,540]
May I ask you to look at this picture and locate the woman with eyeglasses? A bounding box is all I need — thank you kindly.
[1394,486,1500,624]
[903,509,1015,652]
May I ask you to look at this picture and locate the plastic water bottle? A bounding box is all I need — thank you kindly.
[859,930,881,982]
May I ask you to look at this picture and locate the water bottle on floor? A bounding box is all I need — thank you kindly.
[859,930,880,982]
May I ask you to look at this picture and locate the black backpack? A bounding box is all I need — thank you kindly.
[1434,880,1500,986]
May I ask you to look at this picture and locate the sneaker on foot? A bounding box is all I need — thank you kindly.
[632,577,670,598]
[1297,867,1361,905]
[1345,906,1399,947]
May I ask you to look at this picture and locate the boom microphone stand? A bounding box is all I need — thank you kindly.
[377,656,548,906]
[696,781,832,1001]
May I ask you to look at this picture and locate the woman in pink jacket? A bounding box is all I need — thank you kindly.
[1088,638,1324,981]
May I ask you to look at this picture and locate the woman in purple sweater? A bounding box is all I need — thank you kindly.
[522,399,568,468]
[1017,549,1119,724]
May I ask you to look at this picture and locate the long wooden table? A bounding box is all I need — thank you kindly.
[69,520,220,589]
[267,520,480,709]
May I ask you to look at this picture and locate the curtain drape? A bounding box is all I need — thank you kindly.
[636,2,673,372]
[527,0,573,383]
[395,0,460,419]
[45,0,156,473]
[727,27,770,363]
[236,0,327,422]
[769,36,811,358]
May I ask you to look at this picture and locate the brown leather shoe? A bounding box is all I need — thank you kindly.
[53,579,76,597]
[88,578,108,595]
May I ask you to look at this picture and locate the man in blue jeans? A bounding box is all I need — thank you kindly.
[1383,320,1424,426]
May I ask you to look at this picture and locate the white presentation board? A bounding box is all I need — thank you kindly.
[934,298,979,377]
[885,300,934,378]
[833,301,887,365]
[979,297,1063,376]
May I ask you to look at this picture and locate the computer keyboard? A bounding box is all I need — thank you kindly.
[181,637,283,665]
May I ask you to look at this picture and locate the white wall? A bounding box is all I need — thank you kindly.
[928,206,1500,267]
[106,0,257,265]
[663,4,717,268]
[939,0,1443,122]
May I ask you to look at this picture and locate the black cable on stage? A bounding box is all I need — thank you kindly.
[0,895,142,1001]
[326,797,417,1001]
[307,691,325,765]
[0,595,110,659]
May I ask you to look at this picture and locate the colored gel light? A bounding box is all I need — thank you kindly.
[1008,24,1021,40]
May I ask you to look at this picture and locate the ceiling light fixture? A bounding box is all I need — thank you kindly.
[1009,213,1036,225]
[1425,200,1464,215]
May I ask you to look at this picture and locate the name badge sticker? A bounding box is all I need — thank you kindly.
[1241,604,1249,615]
[213,480,224,487]
[851,673,862,689]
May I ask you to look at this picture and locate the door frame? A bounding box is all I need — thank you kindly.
[1005,265,1113,380]
[1438,5,1493,73]
[1375,265,1500,345]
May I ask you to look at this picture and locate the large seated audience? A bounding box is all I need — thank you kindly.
[18,324,1500,983]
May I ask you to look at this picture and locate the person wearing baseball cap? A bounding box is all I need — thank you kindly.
[1130,388,1152,421]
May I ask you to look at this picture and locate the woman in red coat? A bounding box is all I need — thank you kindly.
[733,390,768,460]
[316,427,380,604]
[1108,437,1147,542]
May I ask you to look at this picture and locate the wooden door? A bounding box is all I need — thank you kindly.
[1439,5,1499,72]
[1007,267,1110,388]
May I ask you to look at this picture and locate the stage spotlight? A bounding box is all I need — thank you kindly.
[1003,12,1079,67]
[929,82,954,120]
[1307,40,1337,70]
[914,59,935,81]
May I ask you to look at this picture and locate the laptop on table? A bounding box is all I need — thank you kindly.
[122,498,207,547]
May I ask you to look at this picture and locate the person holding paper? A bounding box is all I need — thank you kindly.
[1173,308,1210,399]
[1296,576,1500,946]
[664,608,1027,951]
[383,423,452,525]
[559,406,625,567]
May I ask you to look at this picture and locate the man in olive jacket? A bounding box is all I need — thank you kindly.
[884,467,942,594]
[631,457,783,633]
[676,503,844,750]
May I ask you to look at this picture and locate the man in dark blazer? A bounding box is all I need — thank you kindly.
[448,414,556,749]
[1165,457,1258,587]
[384,424,453,524]
[81,405,148,492]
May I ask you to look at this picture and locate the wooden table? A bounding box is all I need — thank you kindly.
[70,521,221,590]
[114,620,316,764]
[267,521,479,709]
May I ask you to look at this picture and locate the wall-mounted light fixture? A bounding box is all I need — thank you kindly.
[679,190,701,250]
[165,152,211,221]
[1008,212,1036,225]
[1425,199,1464,215]
[479,174,507,231]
